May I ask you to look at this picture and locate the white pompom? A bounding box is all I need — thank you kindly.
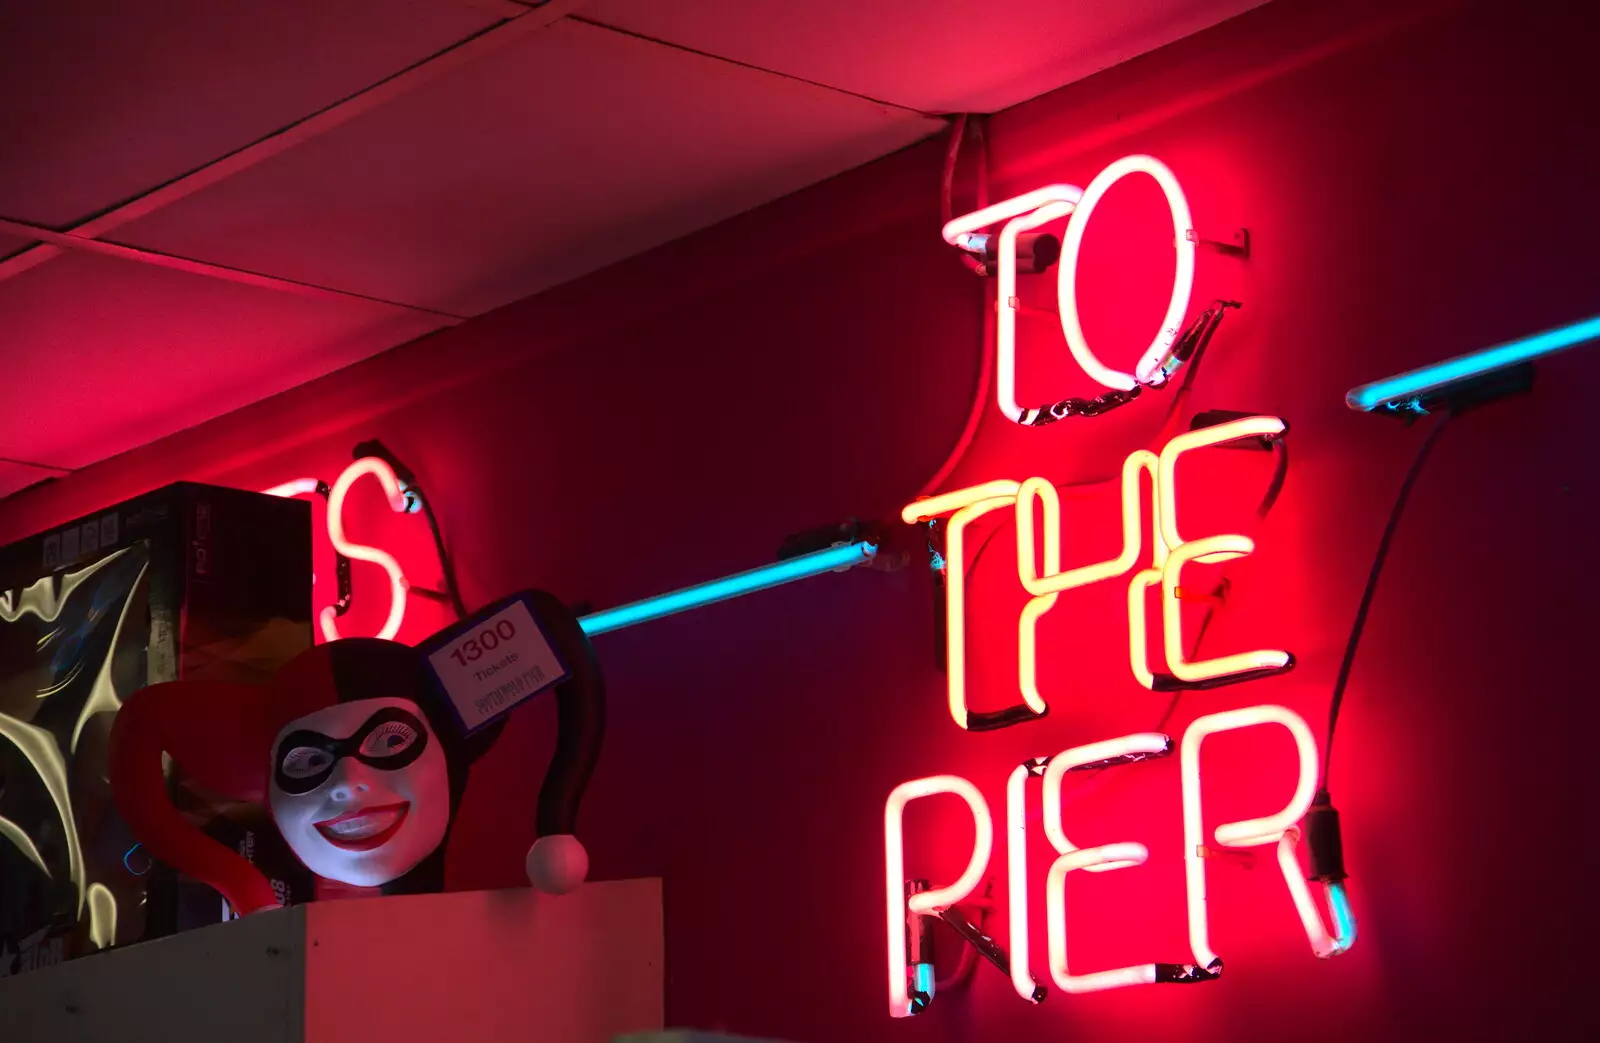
[525,834,589,894]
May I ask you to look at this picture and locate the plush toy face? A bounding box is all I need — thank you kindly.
[267,696,450,887]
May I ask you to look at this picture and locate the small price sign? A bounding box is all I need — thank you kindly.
[421,596,568,733]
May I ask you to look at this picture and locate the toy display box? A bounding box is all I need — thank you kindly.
[0,482,312,973]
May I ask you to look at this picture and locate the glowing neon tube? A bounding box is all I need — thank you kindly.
[1126,566,1164,690]
[1005,763,1037,1002]
[940,184,1083,250]
[1156,414,1286,553]
[997,200,1080,424]
[578,540,877,637]
[1058,155,1195,390]
[948,496,1035,728]
[1327,881,1358,949]
[1346,314,1600,412]
[1181,705,1319,969]
[1040,734,1170,994]
[1015,449,1157,596]
[320,457,412,642]
[1161,535,1290,682]
[945,184,1087,426]
[912,961,936,1007]
[907,481,1046,729]
[1276,829,1358,958]
[884,775,993,1018]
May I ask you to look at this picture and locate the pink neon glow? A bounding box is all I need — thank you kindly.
[939,184,1083,251]
[884,775,993,1018]
[261,477,320,498]
[1180,705,1319,969]
[1005,764,1036,1002]
[319,457,412,642]
[1039,734,1168,993]
[942,186,1086,425]
[1058,155,1196,390]
[995,200,1079,423]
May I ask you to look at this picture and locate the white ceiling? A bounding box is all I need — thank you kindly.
[0,0,1268,500]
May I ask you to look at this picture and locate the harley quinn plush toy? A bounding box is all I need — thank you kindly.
[107,590,603,915]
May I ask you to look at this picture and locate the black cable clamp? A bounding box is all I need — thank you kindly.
[1305,791,1348,883]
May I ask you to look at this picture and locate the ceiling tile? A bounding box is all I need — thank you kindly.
[0,251,449,470]
[579,0,1271,112]
[0,0,496,225]
[110,18,941,317]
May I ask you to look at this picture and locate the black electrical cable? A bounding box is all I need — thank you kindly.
[349,439,471,622]
[1256,437,1289,519]
[411,485,470,620]
[1322,415,1452,788]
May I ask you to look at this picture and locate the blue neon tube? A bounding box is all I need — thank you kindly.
[578,540,878,636]
[1346,314,1600,411]
[1327,881,1357,948]
[912,961,936,1009]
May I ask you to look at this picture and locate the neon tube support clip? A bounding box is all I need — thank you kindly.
[1187,227,1250,259]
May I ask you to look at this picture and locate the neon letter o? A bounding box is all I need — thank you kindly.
[1057,155,1196,391]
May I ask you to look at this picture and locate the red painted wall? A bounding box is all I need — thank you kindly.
[3,0,1594,1038]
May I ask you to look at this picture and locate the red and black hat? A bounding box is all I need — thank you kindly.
[108,590,603,914]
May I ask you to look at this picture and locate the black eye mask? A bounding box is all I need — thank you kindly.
[272,707,430,796]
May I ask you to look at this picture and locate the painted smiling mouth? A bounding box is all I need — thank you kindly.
[314,802,410,851]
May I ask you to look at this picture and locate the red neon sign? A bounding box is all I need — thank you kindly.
[886,156,1354,1018]
[263,457,415,642]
